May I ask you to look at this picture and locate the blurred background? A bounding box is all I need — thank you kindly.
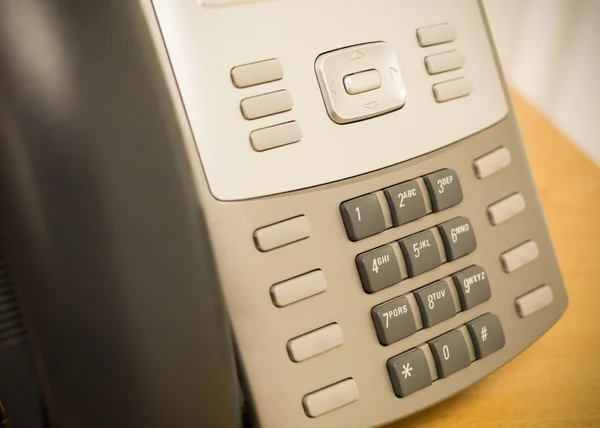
[484,0,600,164]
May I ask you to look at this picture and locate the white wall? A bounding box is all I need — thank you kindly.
[483,0,600,165]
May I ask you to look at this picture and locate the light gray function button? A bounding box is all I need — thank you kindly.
[429,330,471,378]
[303,378,359,418]
[423,169,463,212]
[340,194,386,241]
[433,77,473,103]
[383,180,427,226]
[451,265,491,310]
[466,313,505,359]
[287,324,344,362]
[356,245,401,294]
[240,89,293,120]
[516,285,554,318]
[231,58,283,88]
[417,23,458,47]
[387,348,432,398]
[254,215,309,252]
[399,230,442,277]
[372,296,418,345]
[250,121,302,152]
[438,217,477,261]
[414,281,457,328]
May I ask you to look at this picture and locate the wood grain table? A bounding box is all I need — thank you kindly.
[386,90,600,428]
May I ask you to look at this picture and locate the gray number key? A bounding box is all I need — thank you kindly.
[428,330,471,378]
[372,295,418,345]
[383,180,427,226]
[437,217,477,261]
[356,245,401,293]
[466,313,505,359]
[451,265,491,310]
[340,194,386,241]
[399,230,442,277]
[423,169,463,212]
[414,280,457,328]
[387,348,432,398]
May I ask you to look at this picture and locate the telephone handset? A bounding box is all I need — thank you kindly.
[0,1,567,427]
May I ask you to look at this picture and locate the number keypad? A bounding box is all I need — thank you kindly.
[383,180,427,226]
[371,295,419,345]
[414,280,457,328]
[340,194,386,241]
[399,230,442,277]
[356,245,402,293]
[423,169,463,212]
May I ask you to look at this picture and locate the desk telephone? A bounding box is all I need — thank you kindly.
[0,1,568,427]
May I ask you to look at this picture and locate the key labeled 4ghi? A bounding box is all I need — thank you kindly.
[356,245,402,293]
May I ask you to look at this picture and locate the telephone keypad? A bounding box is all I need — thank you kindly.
[429,330,471,378]
[399,230,442,277]
[371,295,419,345]
[340,194,386,241]
[387,348,432,398]
[466,314,505,359]
[383,180,427,226]
[437,217,477,261]
[414,280,458,328]
[423,169,463,212]
[452,265,492,310]
[356,245,402,294]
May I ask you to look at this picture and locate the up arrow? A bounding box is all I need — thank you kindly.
[364,101,379,110]
[349,50,364,60]
[390,67,399,81]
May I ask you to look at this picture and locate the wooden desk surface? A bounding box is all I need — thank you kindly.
[386,90,600,428]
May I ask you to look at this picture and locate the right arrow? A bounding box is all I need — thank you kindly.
[390,67,399,81]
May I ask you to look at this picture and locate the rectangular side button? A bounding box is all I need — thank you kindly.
[240,90,293,120]
[501,240,539,272]
[387,348,432,398]
[383,180,427,226]
[288,324,344,363]
[399,230,442,277]
[340,194,386,241]
[417,23,457,47]
[437,217,477,261]
[250,121,302,152]
[428,330,471,378]
[372,295,418,345]
[423,169,463,212]
[488,193,526,225]
[356,245,402,293]
[303,379,359,417]
[425,50,465,75]
[271,270,327,308]
[433,77,473,103]
[516,285,554,318]
[474,147,512,179]
[254,216,309,252]
[451,265,491,310]
[231,58,283,88]
[466,313,505,359]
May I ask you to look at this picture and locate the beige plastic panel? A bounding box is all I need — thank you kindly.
[141,2,567,428]
[151,0,508,200]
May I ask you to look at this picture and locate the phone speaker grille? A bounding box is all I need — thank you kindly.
[0,238,26,345]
